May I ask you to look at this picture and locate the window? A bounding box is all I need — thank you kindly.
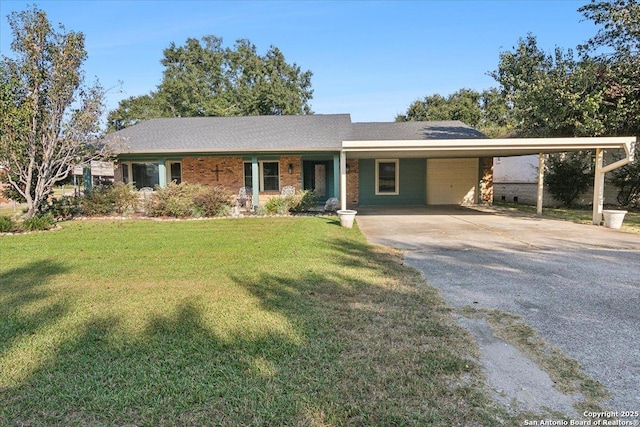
[131,163,159,189]
[261,161,279,191]
[375,159,399,195]
[243,162,253,187]
[244,161,280,191]
[169,162,182,184]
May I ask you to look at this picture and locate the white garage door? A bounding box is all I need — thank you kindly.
[426,158,478,205]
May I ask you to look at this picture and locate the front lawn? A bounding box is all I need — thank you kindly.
[0,217,508,426]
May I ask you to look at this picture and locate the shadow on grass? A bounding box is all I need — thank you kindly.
[1,236,505,426]
[0,260,69,359]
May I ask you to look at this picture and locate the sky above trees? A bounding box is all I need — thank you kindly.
[0,0,600,122]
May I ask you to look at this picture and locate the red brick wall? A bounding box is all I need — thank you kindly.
[346,159,359,207]
[182,156,244,189]
[280,155,302,191]
[181,155,303,195]
[480,157,493,204]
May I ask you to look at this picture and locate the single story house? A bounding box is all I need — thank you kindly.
[107,114,635,224]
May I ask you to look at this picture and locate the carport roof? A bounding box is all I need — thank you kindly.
[342,136,636,159]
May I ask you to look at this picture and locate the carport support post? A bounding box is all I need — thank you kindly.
[340,150,347,211]
[592,148,605,225]
[537,153,545,215]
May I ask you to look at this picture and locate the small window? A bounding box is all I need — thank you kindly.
[121,163,129,183]
[244,162,253,187]
[375,159,399,195]
[261,161,279,192]
[169,162,182,184]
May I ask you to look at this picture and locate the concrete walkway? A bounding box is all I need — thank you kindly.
[356,206,640,415]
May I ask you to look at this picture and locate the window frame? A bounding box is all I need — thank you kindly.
[375,159,399,195]
[244,160,280,192]
[169,161,182,184]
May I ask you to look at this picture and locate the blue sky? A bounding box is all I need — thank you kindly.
[0,0,599,123]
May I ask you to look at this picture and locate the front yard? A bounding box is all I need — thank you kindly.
[0,217,513,426]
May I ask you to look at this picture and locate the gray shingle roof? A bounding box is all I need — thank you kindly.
[350,120,486,141]
[108,114,353,154]
[107,116,487,155]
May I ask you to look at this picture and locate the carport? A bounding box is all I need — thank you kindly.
[339,136,636,224]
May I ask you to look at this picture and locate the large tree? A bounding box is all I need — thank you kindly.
[0,6,106,218]
[107,36,313,131]
[395,88,514,137]
[490,0,640,207]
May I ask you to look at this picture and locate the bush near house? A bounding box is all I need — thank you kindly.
[264,190,319,215]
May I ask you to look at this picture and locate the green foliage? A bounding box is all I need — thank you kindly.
[610,145,640,207]
[264,196,290,215]
[0,215,17,232]
[288,190,318,213]
[81,186,116,216]
[149,182,200,218]
[263,190,319,215]
[193,186,234,217]
[45,197,82,219]
[396,88,515,137]
[22,213,55,231]
[110,182,139,214]
[107,36,313,132]
[0,6,106,219]
[545,152,594,207]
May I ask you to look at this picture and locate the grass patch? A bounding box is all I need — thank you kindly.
[494,202,640,233]
[461,307,610,416]
[1,217,514,426]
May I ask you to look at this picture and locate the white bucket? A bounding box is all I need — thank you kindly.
[336,210,357,228]
[602,210,627,229]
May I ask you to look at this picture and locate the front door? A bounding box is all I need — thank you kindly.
[303,160,334,202]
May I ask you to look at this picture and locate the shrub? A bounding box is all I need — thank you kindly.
[546,152,593,207]
[111,182,139,214]
[45,196,82,219]
[0,215,17,232]
[22,213,55,231]
[149,182,203,218]
[289,190,318,213]
[264,196,290,215]
[82,186,115,216]
[193,186,234,217]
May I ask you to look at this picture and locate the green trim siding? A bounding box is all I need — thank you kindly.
[358,158,426,205]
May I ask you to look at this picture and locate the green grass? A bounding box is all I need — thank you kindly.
[494,202,640,233]
[0,217,512,426]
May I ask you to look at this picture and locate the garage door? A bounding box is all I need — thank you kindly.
[426,158,478,205]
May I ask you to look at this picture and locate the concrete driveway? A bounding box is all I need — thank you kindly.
[356,206,640,415]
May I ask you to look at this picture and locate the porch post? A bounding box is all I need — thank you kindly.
[333,153,340,202]
[340,151,347,211]
[592,148,605,225]
[251,156,259,208]
[158,159,167,188]
[536,153,545,215]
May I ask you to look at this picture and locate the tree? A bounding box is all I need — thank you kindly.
[107,36,313,131]
[396,88,514,137]
[545,152,594,207]
[0,6,106,218]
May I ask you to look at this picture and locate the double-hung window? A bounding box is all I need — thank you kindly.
[243,161,280,191]
[375,159,399,195]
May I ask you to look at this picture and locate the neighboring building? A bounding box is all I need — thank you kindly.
[494,154,620,206]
